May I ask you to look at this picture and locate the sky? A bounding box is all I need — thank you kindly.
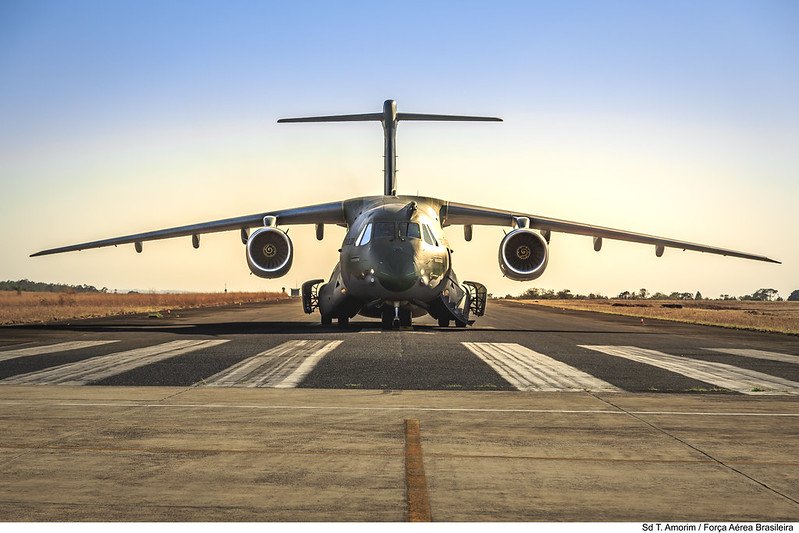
[1,0,797,298]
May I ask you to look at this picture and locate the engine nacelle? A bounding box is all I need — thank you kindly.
[246,227,293,279]
[498,229,549,281]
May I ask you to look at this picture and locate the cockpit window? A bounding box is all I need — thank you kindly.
[374,222,395,239]
[355,223,372,246]
[422,224,438,246]
[399,222,421,240]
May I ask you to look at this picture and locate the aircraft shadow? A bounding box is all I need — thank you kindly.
[4,321,660,336]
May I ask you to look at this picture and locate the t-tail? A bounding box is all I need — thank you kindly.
[278,99,502,196]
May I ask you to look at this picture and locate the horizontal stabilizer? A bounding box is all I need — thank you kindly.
[397,113,502,122]
[278,113,383,123]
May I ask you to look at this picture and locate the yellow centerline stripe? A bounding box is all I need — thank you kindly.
[404,418,432,522]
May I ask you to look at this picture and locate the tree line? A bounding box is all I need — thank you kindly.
[0,279,108,294]
[505,287,799,302]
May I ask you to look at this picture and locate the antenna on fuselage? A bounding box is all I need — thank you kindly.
[278,100,502,197]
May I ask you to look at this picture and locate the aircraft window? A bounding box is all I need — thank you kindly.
[399,222,421,240]
[422,224,438,246]
[356,223,372,246]
[374,222,395,239]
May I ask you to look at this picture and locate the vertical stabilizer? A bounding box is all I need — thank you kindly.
[381,100,398,196]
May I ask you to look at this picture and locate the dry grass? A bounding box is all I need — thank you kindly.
[508,299,799,335]
[0,291,289,325]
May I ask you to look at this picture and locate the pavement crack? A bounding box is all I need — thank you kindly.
[587,391,799,508]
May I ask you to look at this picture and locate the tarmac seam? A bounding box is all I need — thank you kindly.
[589,392,799,509]
[404,419,432,522]
[2,400,797,417]
[1,443,797,465]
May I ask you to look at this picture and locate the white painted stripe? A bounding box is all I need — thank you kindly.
[274,341,342,388]
[204,340,342,388]
[462,342,619,392]
[581,345,799,395]
[705,348,799,365]
[0,339,228,385]
[0,340,119,362]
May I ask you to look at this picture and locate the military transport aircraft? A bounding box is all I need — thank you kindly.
[32,100,779,328]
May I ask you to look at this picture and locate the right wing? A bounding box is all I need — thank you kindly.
[442,201,780,264]
[31,201,346,257]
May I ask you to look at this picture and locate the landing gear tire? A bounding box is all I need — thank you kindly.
[399,308,412,328]
[381,309,394,330]
[321,315,332,326]
[438,318,450,327]
[337,316,349,328]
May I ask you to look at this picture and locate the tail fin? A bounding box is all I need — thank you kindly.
[278,100,502,196]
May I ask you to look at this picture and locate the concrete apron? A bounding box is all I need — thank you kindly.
[0,386,798,521]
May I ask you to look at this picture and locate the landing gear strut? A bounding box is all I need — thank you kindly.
[381,304,412,329]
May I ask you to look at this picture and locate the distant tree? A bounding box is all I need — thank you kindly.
[650,292,668,300]
[750,288,779,301]
[618,291,631,299]
[695,291,702,300]
[787,290,799,302]
[638,288,649,299]
[556,289,573,299]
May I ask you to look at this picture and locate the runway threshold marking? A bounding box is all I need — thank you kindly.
[462,342,620,392]
[0,340,228,385]
[203,340,342,388]
[0,340,119,362]
[581,345,799,395]
[404,419,432,522]
[705,348,799,365]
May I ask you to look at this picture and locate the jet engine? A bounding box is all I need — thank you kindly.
[498,229,549,281]
[246,227,293,278]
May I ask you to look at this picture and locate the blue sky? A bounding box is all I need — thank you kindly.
[1,1,797,296]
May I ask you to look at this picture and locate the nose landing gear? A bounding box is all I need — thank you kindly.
[381,302,412,329]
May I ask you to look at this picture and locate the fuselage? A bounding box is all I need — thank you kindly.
[317,195,455,320]
[340,197,450,303]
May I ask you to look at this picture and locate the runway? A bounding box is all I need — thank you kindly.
[1,299,798,520]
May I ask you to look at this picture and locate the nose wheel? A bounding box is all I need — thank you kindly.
[381,306,412,329]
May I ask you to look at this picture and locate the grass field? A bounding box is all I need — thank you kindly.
[509,299,799,335]
[0,291,289,325]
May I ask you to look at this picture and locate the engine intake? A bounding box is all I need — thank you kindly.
[246,227,293,278]
[499,229,549,281]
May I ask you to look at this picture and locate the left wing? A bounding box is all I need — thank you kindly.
[442,201,779,264]
[31,201,346,257]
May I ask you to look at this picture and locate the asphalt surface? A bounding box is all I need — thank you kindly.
[1,299,798,521]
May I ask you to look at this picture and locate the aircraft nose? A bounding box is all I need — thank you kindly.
[376,246,417,292]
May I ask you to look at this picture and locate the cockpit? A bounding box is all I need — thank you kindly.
[355,221,439,246]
